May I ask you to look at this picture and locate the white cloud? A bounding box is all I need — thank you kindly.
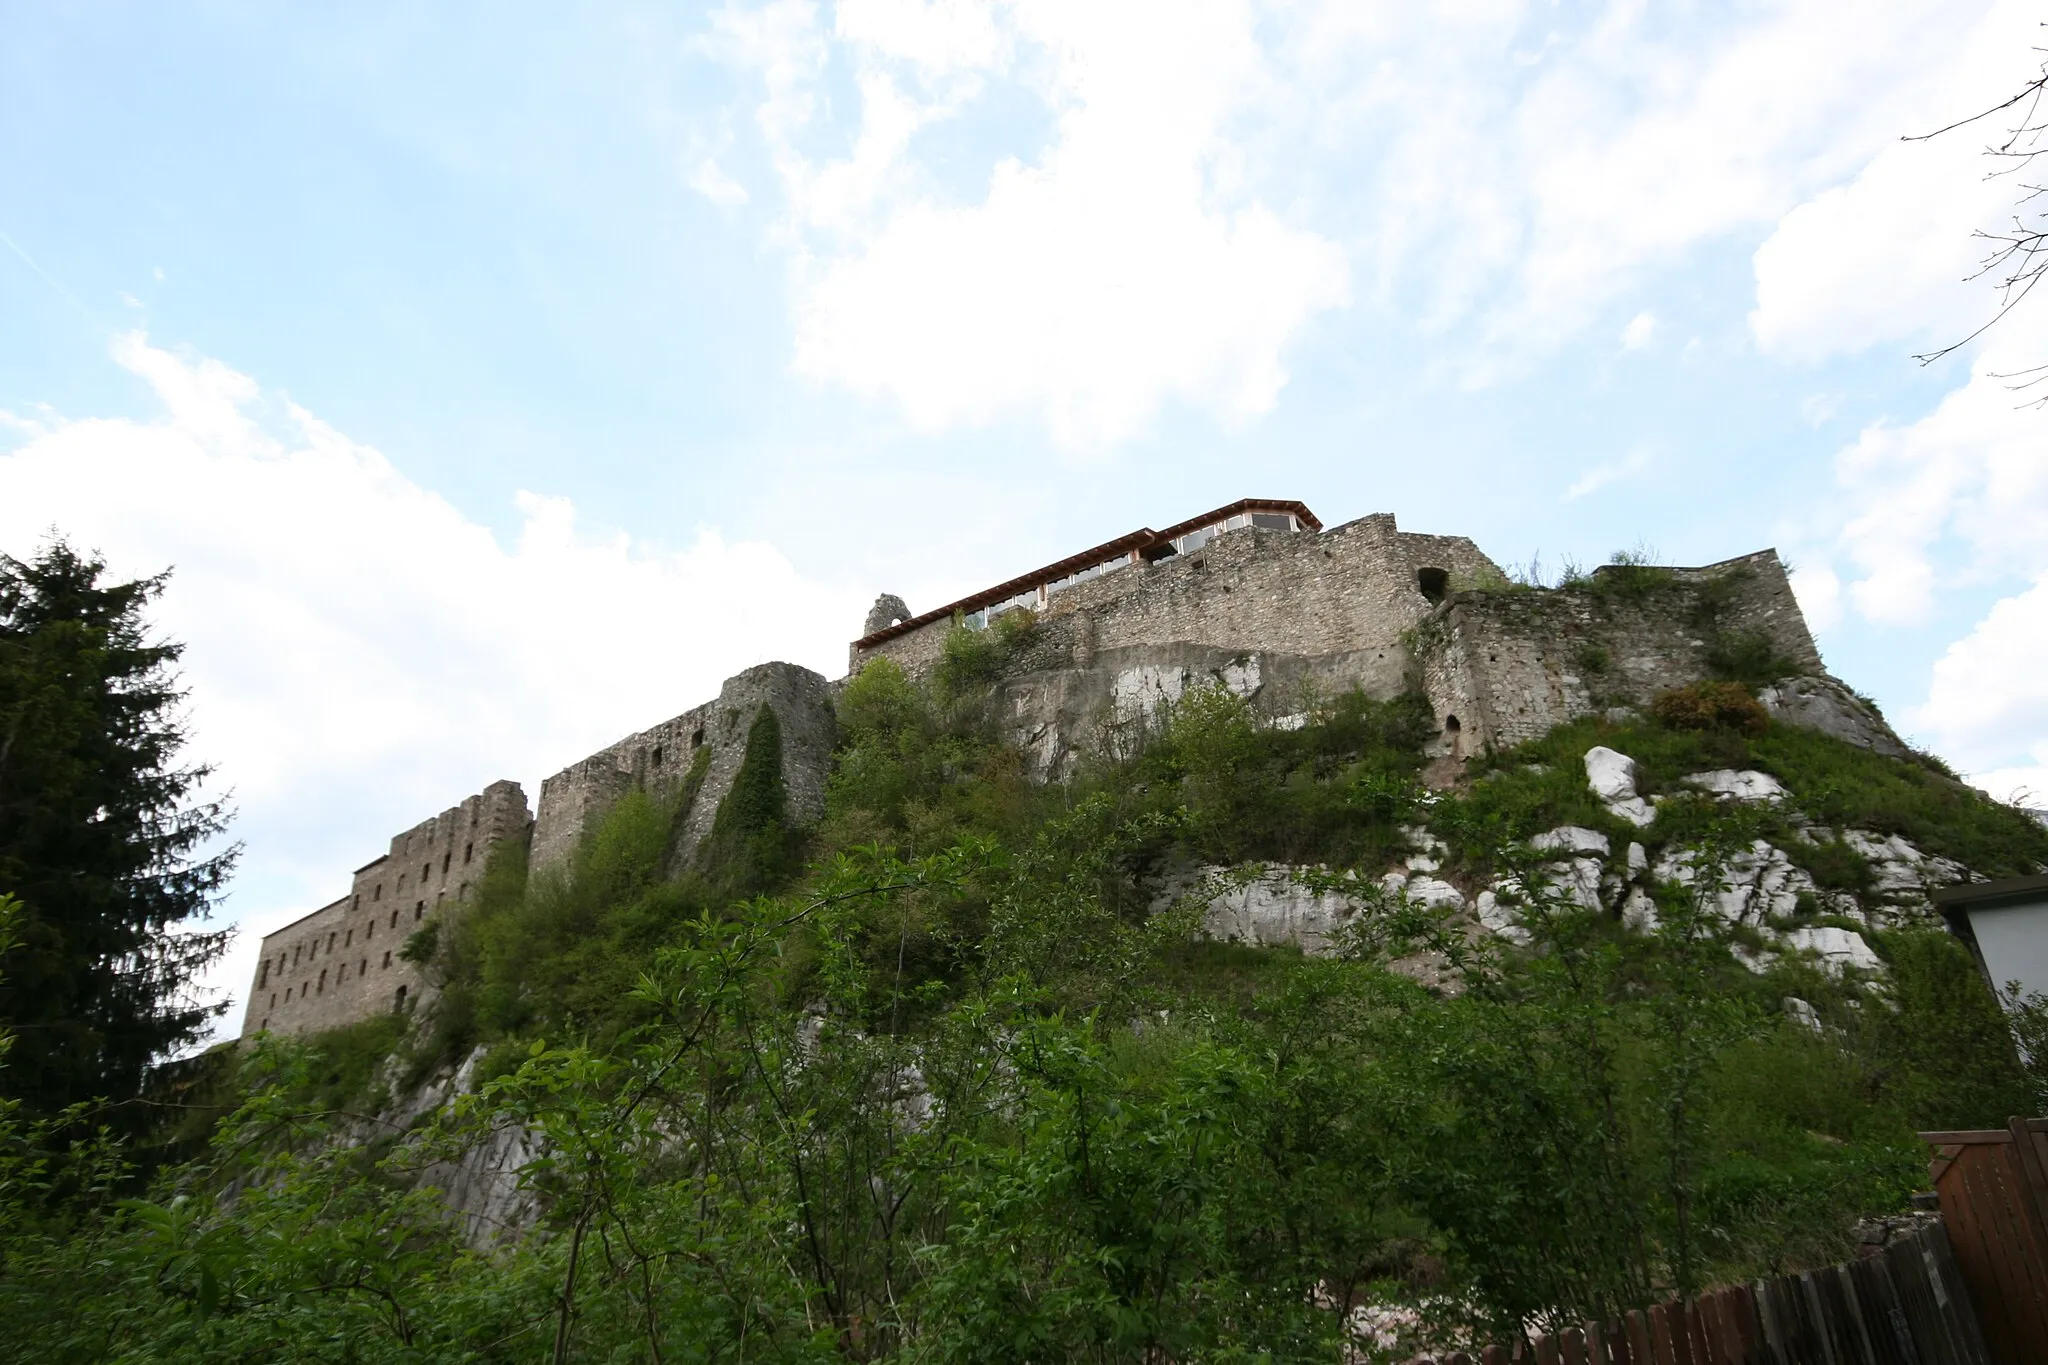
[1563,446,1650,501]
[0,334,862,1040]
[1821,335,2048,626]
[698,0,2010,428]
[1966,765,2048,810]
[710,0,1351,445]
[1619,311,1657,351]
[1913,577,2048,776]
[1750,0,2043,362]
[1789,561,1842,633]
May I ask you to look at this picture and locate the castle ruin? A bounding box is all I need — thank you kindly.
[243,498,1873,1038]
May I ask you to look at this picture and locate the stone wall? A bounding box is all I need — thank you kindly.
[240,506,1850,1040]
[855,513,1502,683]
[241,780,531,1038]
[857,514,1504,776]
[1414,550,1823,753]
[528,661,836,876]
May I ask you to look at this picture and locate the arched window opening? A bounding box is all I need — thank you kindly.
[1417,566,1449,605]
[395,985,409,1010]
[1445,714,1462,733]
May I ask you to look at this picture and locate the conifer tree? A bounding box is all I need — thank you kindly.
[0,540,235,1117]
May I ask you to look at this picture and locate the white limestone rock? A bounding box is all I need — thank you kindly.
[1783,997,1823,1033]
[1841,829,1968,899]
[1621,887,1659,930]
[1584,746,1658,827]
[1684,769,1789,803]
[1585,746,1640,802]
[1627,842,1648,877]
[1652,840,1814,925]
[1758,676,1908,758]
[1783,925,1883,974]
[1475,890,1529,945]
[1530,825,1611,857]
[1404,876,1467,911]
[1197,866,1361,956]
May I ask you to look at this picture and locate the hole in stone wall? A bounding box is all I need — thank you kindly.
[1445,714,1462,733]
[652,744,664,767]
[395,985,408,1009]
[692,727,706,748]
[1418,567,1449,604]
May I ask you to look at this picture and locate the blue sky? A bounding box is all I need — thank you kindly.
[5,0,2047,1034]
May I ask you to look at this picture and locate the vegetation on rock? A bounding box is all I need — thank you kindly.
[2,631,2045,1362]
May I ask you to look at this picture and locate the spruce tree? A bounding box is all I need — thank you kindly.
[0,540,236,1116]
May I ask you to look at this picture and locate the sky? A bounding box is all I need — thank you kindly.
[4,0,2048,1043]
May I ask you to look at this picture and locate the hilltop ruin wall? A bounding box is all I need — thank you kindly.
[241,780,531,1038]
[528,661,835,876]
[240,505,1853,1041]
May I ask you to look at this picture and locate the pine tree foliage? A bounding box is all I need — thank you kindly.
[0,541,236,1116]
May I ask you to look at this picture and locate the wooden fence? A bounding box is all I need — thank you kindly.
[1401,1115,2048,1364]
[1397,1218,1986,1365]
[1926,1118,2048,1363]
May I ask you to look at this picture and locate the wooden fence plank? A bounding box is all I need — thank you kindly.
[1647,1302,1680,1365]
[1918,1224,1991,1365]
[1755,1278,1789,1365]
[1827,1262,1881,1365]
[1892,1229,1962,1365]
[1624,1310,1655,1365]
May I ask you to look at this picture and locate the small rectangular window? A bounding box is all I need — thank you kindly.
[382,951,392,968]
[328,932,336,951]
[359,958,367,975]
[464,842,474,864]
[415,902,424,921]
[441,853,450,874]
[344,929,352,947]
[317,970,327,993]
[258,962,269,988]
[285,987,292,1001]
[390,910,398,928]
[374,884,383,902]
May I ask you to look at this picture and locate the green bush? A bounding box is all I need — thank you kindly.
[1651,681,1770,735]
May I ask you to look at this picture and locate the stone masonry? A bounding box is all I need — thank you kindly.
[240,781,531,1038]
[1412,551,1827,756]
[242,498,1861,1039]
[528,661,836,876]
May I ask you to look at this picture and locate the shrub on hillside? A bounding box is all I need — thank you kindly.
[1652,680,1769,735]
